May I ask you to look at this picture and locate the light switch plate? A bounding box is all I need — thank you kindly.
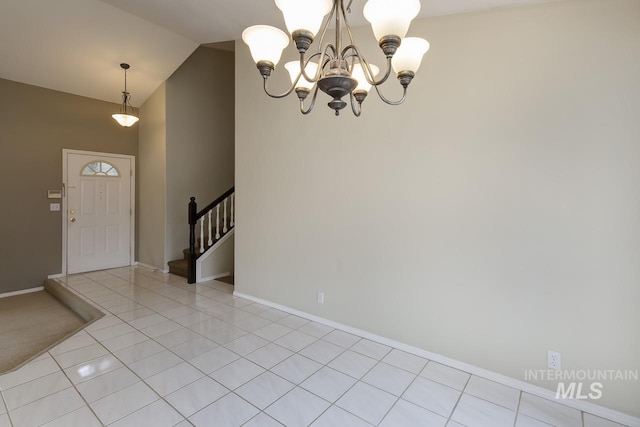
[50,203,60,211]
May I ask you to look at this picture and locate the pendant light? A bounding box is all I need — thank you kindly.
[112,63,139,127]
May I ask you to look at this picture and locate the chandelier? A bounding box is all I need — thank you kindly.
[242,0,429,116]
[112,63,139,127]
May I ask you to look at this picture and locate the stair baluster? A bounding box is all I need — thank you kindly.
[215,205,221,240]
[199,217,204,253]
[230,194,235,227]
[208,210,213,246]
[223,198,228,233]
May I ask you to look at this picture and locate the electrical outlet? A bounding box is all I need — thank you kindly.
[548,350,562,370]
[317,292,324,304]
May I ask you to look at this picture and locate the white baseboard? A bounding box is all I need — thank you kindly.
[47,273,65,279]
[0,286,45,299]
[134,262,167,273]
[233,291,640,427]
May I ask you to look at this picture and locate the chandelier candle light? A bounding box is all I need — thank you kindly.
[242,0,429,116]
[112,63,139,127]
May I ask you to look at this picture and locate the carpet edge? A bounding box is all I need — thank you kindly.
[1,280,105,375]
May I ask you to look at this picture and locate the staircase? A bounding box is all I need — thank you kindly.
[167,238,230,278]
[168,187,235,283]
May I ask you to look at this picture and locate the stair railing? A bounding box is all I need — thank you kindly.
[188,187,235,283]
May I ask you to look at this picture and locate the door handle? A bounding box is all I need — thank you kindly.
[70,217,76,223]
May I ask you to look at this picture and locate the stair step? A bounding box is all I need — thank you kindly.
[167,259,188,278]
[173,224,234,279]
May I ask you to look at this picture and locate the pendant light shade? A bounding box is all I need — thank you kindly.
[392,37,430,74]
[351,63,380,94]
[112,113,140,127]
[112,63,139,127]
[242,25,289,66]
[275,0,333,36]
[363,0,421,41]
[285,61,319,91]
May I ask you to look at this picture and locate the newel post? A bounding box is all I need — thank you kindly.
[188,197,197,284]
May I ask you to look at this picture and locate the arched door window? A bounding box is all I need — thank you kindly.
[80,161,120,177]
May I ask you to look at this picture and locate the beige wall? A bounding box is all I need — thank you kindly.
[165,47,235,263]
[138,82,167,269]
[235,0,640,417]
[200,235,234,280]
[0,78,137,292]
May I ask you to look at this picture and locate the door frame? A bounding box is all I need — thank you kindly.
[62,149,136,276]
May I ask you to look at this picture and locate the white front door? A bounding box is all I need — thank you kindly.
[65,151,133,274]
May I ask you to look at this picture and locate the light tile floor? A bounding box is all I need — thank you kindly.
[0,267,629,427]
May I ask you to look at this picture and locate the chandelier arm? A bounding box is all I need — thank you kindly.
[263,77,299,99]
[345,0,354,14]
[300,86,321,115]
[349,92,362,117]
[343,46,393,87]
[374,84,408,106]
[300,49,333,83]
[313,1,337,56]
[340,0,357,48]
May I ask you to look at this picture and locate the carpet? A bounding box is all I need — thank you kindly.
[0,280,104,374]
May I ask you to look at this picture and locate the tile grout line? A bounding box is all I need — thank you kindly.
[512,390,523,427]
[442,369,472,426]
[0,387,15,427]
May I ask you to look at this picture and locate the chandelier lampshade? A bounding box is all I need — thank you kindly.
[392,37,430,74]
[351,63,380,94]
[285,61,319,91]
[275,0,333,37]
[363,0,421,41]
[242,0,430,117]
[242,25,290,76]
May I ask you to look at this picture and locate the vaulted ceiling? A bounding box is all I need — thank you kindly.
[0,0,564,106]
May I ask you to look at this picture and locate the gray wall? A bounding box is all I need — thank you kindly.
[165,47,235,263]
[138,82,167,269]
[235,0,640,418]
[137,47,235,269]
[0,78,137,292]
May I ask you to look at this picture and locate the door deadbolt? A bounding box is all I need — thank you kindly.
[70,217,76,222]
